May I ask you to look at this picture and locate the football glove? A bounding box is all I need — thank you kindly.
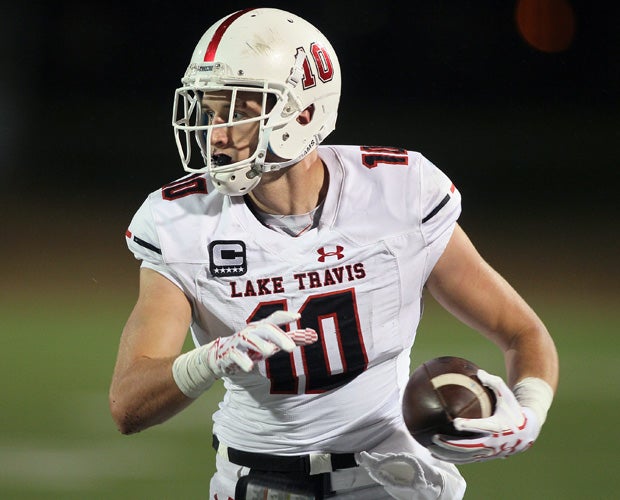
[173,310,317,397]
[429,369,542,464]
[357,451,443,500]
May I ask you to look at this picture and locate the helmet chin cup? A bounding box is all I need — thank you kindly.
[210,165,261,195]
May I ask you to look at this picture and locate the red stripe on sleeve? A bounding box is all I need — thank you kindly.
[204,8,256,62]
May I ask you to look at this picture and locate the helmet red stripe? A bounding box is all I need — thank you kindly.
[204,8,256,62]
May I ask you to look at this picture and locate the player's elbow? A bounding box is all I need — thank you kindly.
[109,391,142,435]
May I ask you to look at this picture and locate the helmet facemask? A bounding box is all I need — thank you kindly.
[172,57,309,195]
[174,84,281,195]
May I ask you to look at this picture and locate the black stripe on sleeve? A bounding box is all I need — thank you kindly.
[422,193,451,223]
[133,235,162,255]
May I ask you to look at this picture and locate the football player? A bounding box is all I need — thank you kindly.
[109,8,559,500]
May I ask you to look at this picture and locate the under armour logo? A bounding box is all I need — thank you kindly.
[317,245,344,262]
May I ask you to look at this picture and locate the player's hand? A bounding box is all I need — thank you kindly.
[429,369,542,464]
[357,451,443,500]
[172,310,317,397]
[205,310,318,376]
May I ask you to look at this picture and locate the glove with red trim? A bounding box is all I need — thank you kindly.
[173,310,317,397]
[208,310,317,374]
[429,369,542,464]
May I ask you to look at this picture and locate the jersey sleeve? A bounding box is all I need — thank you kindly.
[126,198,162,262]
[418,155,462,280]
[125,197,184,289]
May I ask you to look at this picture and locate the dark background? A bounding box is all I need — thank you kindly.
[0,0,617,292]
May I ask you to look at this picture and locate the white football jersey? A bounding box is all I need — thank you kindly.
[126,145,461,454]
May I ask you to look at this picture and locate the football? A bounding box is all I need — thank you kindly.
[402,356,496,447]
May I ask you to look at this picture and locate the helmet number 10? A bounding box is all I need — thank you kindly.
[299,43,335,89]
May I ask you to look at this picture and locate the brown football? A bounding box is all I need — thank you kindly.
[402,356,496,447]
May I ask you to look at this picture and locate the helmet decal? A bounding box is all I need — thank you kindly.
[298,48,316,89]
[311,43,335,84]
[298,43,335,89]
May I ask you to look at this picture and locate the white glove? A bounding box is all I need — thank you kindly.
[357,451,444,500]
[429,369,542,464]
[172,310,317,397]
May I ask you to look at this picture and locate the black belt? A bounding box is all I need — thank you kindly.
[212,435,358,474]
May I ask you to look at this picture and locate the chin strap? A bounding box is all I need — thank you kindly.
[261,154,304,172]
[286,48,307,90]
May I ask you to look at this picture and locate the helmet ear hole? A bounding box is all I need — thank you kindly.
[297,105,314,125]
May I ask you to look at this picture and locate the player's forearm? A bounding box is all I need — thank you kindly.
[109,356,193,435]
[503,320,559,391]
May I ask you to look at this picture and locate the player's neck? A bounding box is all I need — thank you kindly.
[246,153,328,216]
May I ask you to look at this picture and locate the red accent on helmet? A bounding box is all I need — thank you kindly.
[204,8,256,62]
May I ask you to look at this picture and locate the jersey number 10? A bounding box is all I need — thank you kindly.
[248,288,369,394]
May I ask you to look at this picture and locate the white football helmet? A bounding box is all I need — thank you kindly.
[172,8,341,195]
